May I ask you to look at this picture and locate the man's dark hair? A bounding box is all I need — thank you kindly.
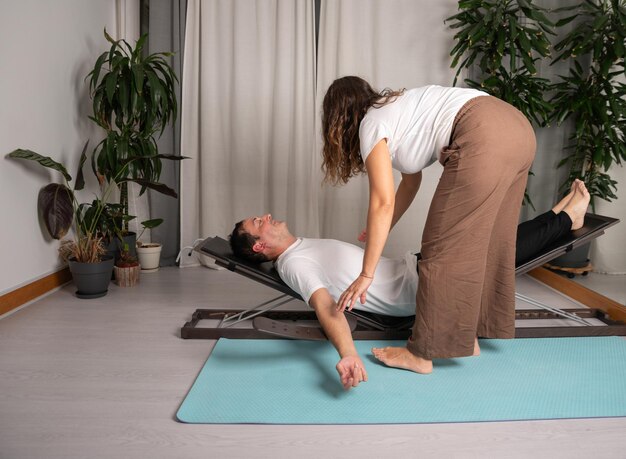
[229,221,270,263]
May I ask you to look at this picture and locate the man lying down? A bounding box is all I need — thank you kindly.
[229,180,590,390]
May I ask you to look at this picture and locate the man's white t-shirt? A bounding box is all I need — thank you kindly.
[275,238,418,316]
[359,85,487,172]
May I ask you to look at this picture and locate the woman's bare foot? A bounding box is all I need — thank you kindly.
[473,338,480,356]
[562,180,590,230]
[372,347,433,374]
[551,179,579,214]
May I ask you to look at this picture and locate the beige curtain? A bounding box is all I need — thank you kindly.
[179,0,622,270]
[316,0,460,257]
[180,0,318,266]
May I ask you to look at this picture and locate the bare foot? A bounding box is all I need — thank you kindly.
[551,179,579,214]
[562,180,590,230]
[473,338,480,356]
[371,347,433,374]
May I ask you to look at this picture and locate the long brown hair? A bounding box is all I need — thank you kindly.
[321,76,404,184]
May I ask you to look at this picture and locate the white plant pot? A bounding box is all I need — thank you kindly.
[136,243,162,272]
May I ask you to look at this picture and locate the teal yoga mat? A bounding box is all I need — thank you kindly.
[177,337,626,424]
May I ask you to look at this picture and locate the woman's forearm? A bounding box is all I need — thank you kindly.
[362,200,394,277]
[361,139,398,278]
[391,172,422,230]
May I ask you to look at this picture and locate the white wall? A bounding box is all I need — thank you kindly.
[592,157,626,274]
[0,1,116,295]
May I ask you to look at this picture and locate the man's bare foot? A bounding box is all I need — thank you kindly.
[551,179,579,214]
[473,338,480,356]
[371,347,433,374]
[562,181,590,230]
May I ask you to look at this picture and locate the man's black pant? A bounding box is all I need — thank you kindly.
[515,210,572,265]
[415,210,572,272]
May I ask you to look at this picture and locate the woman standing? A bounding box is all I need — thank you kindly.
[321,76,535,375]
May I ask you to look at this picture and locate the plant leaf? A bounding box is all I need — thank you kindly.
[103,28,116,44]
[123,178,178,198]
[132,63,144,94]
[7,149,72,182]
[37,183,74,239]
[133,34,148,60]
[105,71,118,105]
[88,52,107,92]
[140,218,163,229]
[74,140,90,191]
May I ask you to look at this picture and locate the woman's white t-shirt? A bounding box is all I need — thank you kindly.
[359,85,487,173]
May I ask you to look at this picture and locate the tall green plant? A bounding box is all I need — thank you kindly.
[87,29,183,232]
[550,0,626,204]
[447,0,555,126]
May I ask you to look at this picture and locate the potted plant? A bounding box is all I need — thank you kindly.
[7,143,115,298]
[550,0,626,204]
[135,218,164,272]
[6,141,177,294]
[547,0,626,269]
[103,202,138,260]
[447,0,555,126]
[447,0,556,207]
[113,243,141,287]
[87,29,185,245]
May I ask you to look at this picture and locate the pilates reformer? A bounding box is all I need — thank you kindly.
[181,213,625,340]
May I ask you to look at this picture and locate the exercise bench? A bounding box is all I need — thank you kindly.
[181,213,625,340]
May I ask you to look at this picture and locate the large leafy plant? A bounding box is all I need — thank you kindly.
[6,144,173,262]
[550,0,626,204]
[87,29,183,232]
[447,0,555,126]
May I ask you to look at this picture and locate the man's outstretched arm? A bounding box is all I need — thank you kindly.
[309,288,368,390]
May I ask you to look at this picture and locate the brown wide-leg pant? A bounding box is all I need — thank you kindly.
[407,96,536,359]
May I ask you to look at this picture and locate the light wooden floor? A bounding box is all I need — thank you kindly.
[1,267,625,459]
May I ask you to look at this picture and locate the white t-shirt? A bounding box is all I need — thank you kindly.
[359,85,487,172]
[275,238,418,316]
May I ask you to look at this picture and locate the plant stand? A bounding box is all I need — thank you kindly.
[544,262,593,279]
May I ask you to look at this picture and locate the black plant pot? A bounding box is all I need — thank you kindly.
[68,256,115,299]
[105,232,137,262]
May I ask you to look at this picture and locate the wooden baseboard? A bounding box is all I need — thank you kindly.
[528,267,626,323]
[0,268,72,316]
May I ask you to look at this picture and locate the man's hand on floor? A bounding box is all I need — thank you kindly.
[336,354,368,390]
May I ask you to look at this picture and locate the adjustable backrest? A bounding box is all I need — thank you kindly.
[195,236,303,300]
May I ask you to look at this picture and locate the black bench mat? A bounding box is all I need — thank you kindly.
[196,213,619,293]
